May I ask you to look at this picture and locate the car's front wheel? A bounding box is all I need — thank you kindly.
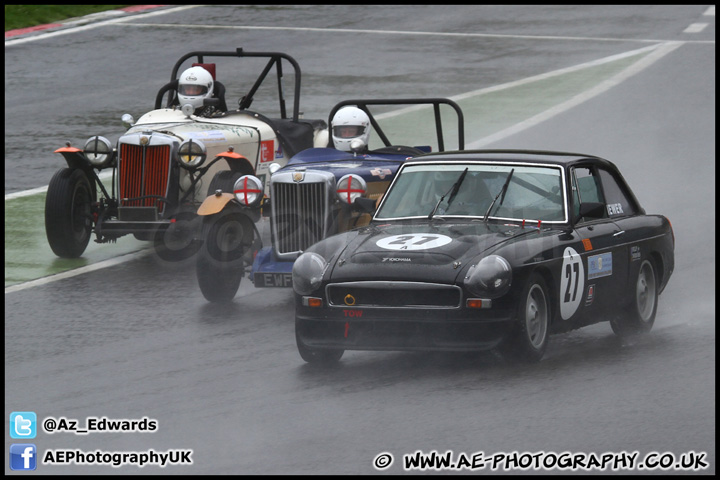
[296,328,344,365]
[45,168,94,258]
[196,210,255,303]
[499,273,550,363]
[611,258,658,337]
[153,211,202,262]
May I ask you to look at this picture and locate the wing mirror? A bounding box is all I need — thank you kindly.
[578,202,606,219]
[350,138,367,155]
[121,113,134,129]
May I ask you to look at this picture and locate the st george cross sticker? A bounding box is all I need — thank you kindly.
[233,176,263,206]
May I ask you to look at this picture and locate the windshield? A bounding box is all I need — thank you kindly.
[375,163,566,222]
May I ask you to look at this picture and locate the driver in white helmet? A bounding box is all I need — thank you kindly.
[177,66,215,115]
[331,106,371,152]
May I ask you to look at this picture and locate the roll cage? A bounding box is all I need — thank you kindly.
[154,47,302,121]
[328,98,465,152]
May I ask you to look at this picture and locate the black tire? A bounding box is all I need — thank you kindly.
[196,210,254,303]
[499,273,550,363]
[45,168,94,258]
[296,327,344,364]
[611,258,658,337]
[153,211,202,262]
[133,232,154,241]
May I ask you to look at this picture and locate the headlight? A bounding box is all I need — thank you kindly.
[233,175,264,207]
[464,255,512,297]
[292,252,328,295]
[177,139,207,170]
[83,136,113,168]
[336,174,367,204]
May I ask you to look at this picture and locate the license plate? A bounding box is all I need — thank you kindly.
[254,272,293,288]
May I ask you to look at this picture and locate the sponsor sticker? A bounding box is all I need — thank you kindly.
[260,140,274,163]
[370,167,392,179]
[185,130,227,143]
[588,252,613,279]
[585,284,595,306]
[630,245,641,262]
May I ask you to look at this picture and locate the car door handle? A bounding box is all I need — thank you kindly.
[613,230,625,237]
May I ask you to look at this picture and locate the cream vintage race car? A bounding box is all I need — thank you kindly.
[45,47,328,261]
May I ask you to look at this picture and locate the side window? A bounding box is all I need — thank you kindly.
[572,167,605,221]
[598,168,637,217]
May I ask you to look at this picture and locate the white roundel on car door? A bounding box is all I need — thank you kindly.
[376,234,452,251]
[560,246,585,320]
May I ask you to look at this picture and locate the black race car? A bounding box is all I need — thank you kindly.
[292,150,675,363]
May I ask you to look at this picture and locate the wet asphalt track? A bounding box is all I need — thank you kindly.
[4,5,715,475]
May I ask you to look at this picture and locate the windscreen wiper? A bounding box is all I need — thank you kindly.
[484,168,514,222]
[428,168,469,220]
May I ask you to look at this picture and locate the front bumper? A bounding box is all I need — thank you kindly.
[295,300,515,352]
[95,206,201,239]
[98,219,174,235]
[250,246,294,287]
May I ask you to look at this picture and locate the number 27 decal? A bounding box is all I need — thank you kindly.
[376,233,452,251]
[560,247,585,320]
[565,262,580,303]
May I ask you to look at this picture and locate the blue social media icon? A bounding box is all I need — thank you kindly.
[10,412,37,439]
[10,444,37,470]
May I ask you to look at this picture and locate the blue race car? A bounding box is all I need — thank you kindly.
[195,98,465,302]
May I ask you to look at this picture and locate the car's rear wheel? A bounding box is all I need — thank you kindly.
[196,210,254,303]
[499,273,550,363]
[296,327,344,364]
[45,168,94,258]
[611,258,658,336]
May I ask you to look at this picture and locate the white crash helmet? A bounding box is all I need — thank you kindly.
[177,66,214,110]
[332,106,371,152]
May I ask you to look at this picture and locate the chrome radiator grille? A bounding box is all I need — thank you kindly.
[271,174,331,257]
[118,144,171,212]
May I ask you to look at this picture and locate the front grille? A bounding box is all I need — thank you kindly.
[327,281,463,309]
[118,144,171,213]
[271,177,330,257]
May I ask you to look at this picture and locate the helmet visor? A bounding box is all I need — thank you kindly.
[179,84,209,96]
[333,125,366,138]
